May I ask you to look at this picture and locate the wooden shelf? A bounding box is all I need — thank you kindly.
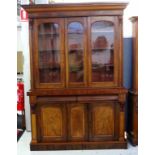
[104,63,114,67]
[92,31,114,33]
[39,49,60,52]
[69,49,83,53]
[39,33,59,36]
[39,67,60,71]
[68,32,83,34]
[92,63,114,70]
[69,65,83,72]
[92,48,113,51]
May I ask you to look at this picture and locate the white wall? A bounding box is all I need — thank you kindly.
[123,0,139,37]
[18,0,31,131]
[20,22,31,131]
[17,15,23,52]
[17,28,22,51]
[20,0,138,131]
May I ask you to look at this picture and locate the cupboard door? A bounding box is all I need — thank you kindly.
[65,18,87,87]
[34,18,65,88]
[37,103,66,142]
[89,102,119,141]
[88,16,119,87]
[67,103,88,141]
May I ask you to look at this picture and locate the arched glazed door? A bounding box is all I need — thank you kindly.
[88,16,119,87]
[66,18,87,87]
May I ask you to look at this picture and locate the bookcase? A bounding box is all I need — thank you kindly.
[128,16,138,146]
[22,2,128,150]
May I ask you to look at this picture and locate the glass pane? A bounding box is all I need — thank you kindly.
[38,23,61,83]
[68,22,84,82]
[91,21,114,82]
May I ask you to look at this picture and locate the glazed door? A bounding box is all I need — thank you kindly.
[67,103,88,141]
[37,103,66,142]
[65,18,87,87]
[34,18,65,88]
[88,16,119,87]
[89,102,119,141]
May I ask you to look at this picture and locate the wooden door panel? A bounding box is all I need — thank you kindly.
[68,103,88,141]
[89,102,119,141]
[93,105,114,135]
[38,103,66,142]
[42,107,62,137]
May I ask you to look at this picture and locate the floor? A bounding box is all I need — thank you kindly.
[17,131,138,155]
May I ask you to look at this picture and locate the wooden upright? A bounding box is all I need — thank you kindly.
[22,3,128,150]
[128,16,138,146]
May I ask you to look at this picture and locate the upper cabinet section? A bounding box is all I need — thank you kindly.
[23,3,127,89]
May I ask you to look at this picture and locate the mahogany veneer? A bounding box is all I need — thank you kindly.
[128,16,138,146]
[22,2,128,150]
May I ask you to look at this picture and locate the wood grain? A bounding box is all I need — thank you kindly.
[68,103,88,141]
[127,16,138,146]
[89,102,117,141]
[38,103,67,142]
[24,2,128,150]
[31,114,37,143]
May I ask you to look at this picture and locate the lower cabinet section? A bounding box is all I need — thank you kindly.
[31,96,127,150]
